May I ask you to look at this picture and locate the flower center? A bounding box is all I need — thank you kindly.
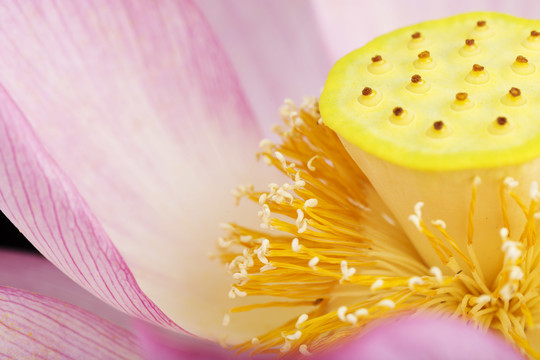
[217,12,540,359]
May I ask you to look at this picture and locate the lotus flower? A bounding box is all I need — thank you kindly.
[0,0,535,359]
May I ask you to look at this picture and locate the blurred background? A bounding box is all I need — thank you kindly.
[0,212,37,253]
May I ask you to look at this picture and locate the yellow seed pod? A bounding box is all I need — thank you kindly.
[320,12,540,285]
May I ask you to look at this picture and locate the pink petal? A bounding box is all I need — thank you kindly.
[196,0,333,131]
[313,315,524,360]
[0,0,286,341]
[0,85,179,331]
[134,320,232,360]
[311,0,540,63]
[0,249,131,329]
[0,286,142,359]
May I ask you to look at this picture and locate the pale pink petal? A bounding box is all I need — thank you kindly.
[311,0,540,62]
[0,286,142,360]
[0,0,287,341]
[0,249,131,329]
[0,85,179,331]
[313,315,524,360]
[196,0,333,131]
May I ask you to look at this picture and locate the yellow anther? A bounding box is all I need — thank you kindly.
[470,19,495,39]
[511,55,535,75]
[488,116,513,135]
[465,64,489,84]
[451,92,474,111]
[367,54,393,74]
[413,50,436,70]
[501,87,526,106]
[406,74,430,94]
[426,120,451,139]
[408,31,429,49]
[459,38,480,57]
[522,30,540,50]
[389,106,414,125]
[357,87,382,107]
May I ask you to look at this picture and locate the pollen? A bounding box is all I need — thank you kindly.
[219,12,540,359]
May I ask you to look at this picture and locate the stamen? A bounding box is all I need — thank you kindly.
[376,299,395,309]
[408,276,424,289]
[370,278,384,291]
[337,306,348,322]
[308,257,319,269]
[299,345,311,356]
[430,266,443,283]
[296,314,309,328]
[291,238,301,252]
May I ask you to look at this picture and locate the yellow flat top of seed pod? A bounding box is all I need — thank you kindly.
[319,12,540,171]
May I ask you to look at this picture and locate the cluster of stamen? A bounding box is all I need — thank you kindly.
[218,97,540,358]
